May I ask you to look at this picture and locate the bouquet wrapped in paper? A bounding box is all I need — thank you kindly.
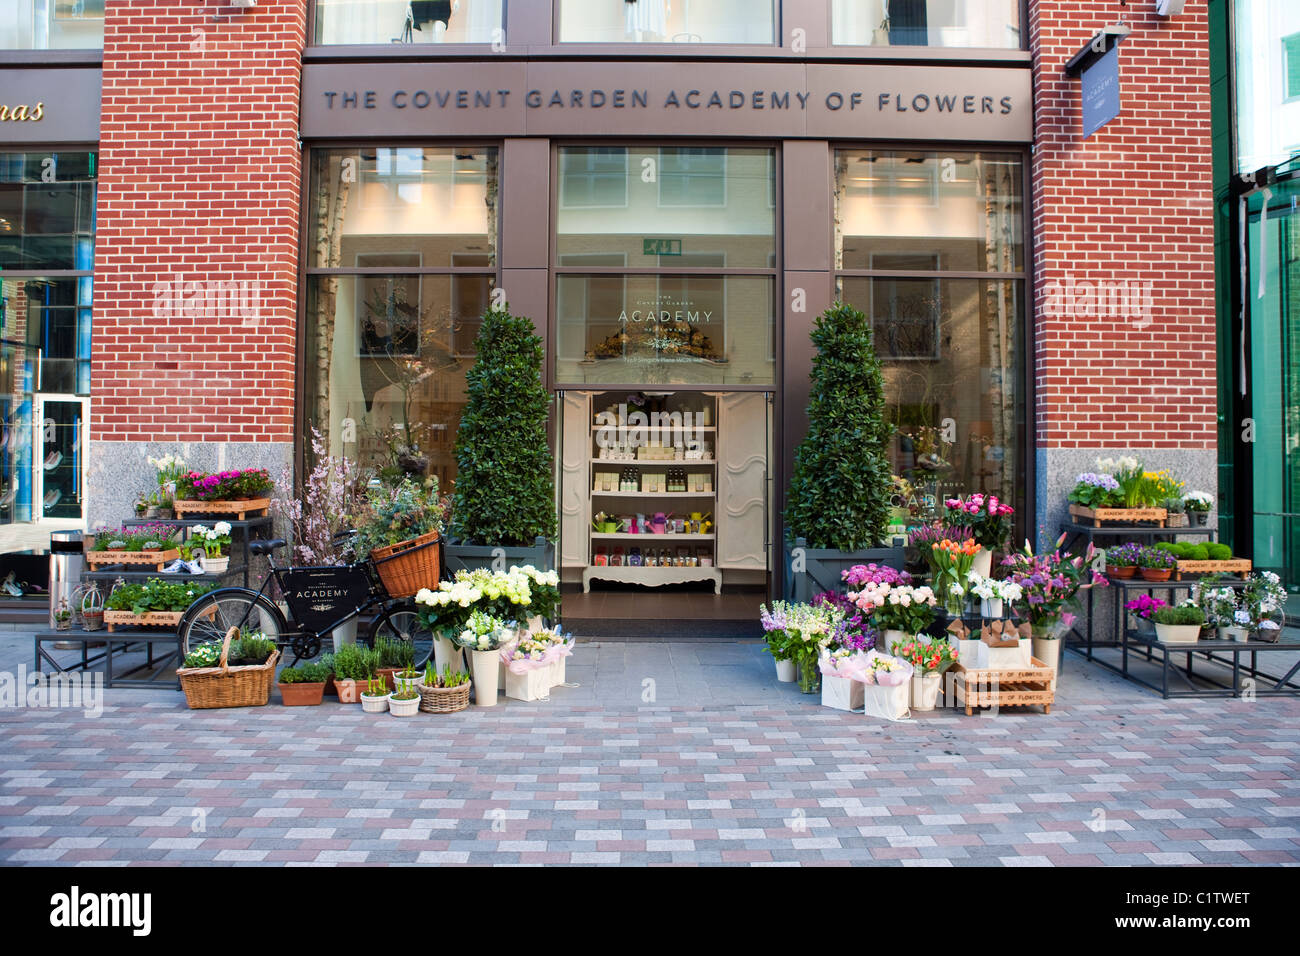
[818,648,873,682]
[861,650,913,686]
[500,626,574,674]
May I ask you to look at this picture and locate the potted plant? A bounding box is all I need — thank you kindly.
[392,664,421,694]
[1241,571,1287,642]
[942,495,1014,576]
[134,494,149,518]
[1137,546,1176,581]
[1193,583,1247,640]
[783,303,901,602]
[1151,604,1206,644]
[356,477,446,598]
[415,662,472,714]
[1124,594,1168,625]
[360,674,390,713]
[103,577,215,628]
[191,522,232,575]
[1002,533,1107,682]
[759,602,797,681]
[444,307,556,574]
[330,642,372,703]
[1184,491,1213,527]
[388,684,421,717]
[53,599,72,631]
[889,635,957,712]
[1103,543,1140,580]
[278,661,331,706]
[449,609,513,707]
[177,626,279,710]
[372,633,415,690]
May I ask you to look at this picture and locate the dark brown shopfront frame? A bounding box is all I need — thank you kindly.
[295,52,1035,597]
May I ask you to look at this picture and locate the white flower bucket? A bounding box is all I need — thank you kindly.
[388,692,420,717]
[433,635,466,674]
[331,618,358,653]
[775,659,796,682]
[360,692,388,714]
[979,597,1003,619]
[1218,626,1251,642]
[881,629,907,653]
[821,674,864,712]
[505,666,551,702]
[862,682,910,722]
[469,649,499,707]
[910,672,941,711]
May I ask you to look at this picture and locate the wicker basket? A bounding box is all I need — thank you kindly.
[416,678,471,714]
[177,626,279,709]
[371,530,441,598]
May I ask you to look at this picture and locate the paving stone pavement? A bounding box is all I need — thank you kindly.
[1,632,1298,866]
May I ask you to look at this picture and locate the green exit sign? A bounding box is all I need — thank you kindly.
[643,238,682,256]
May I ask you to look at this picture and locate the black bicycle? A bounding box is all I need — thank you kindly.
[175,533,435,666]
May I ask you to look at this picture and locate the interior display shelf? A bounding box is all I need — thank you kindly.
[590,458,715,465]
[590,532,715,541]
[590,490,714,497]
[582,564,721,594]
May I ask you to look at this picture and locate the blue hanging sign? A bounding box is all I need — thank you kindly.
[1081,42,1121,139]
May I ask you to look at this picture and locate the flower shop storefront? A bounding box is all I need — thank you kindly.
[297,59,1034,625]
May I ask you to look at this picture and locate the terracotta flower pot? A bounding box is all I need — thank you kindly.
[333,678,363,703]
[278,681,326,706]
[1108,565,1136,579]
[1139,568,1173,582]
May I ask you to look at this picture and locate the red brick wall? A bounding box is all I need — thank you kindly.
[92,0,306,443]
[1029,1,1215,450]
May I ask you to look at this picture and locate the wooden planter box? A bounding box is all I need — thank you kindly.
[103,609,184,632]
[783,538,905,604]
[952,658,1055,715]
[1068,505,1168,527]
[1175,559,1252,579]
[173,497,271,520]
[443,536,554,575]
[85,548,180,571]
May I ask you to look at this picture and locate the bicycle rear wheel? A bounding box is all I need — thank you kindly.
[365,602,434,670]
[177,589,286,658]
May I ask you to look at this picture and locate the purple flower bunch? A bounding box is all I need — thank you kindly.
[841,563,911,588]
[1105,542,1144,567]
[1000,533,1108,627]
[813,590,873,651]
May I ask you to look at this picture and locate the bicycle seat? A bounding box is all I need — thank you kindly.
[249,538,287,556]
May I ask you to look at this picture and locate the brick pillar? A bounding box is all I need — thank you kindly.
[1030,1,1217,539]
[89,0,306,523]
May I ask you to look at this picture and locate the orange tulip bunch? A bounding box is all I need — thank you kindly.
[931,538,983,607]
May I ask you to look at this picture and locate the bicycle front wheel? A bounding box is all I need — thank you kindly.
[177,589,286,658]
[366,602,434,670]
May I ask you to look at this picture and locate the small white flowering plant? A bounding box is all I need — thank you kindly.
[452,609,515,651]
[1184,491,1214,513]
[967,573,1023,604]
[1242,571,1287,635]
[191,521,232,558]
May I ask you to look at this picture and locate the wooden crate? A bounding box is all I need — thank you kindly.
[104,610,184,632]
[1069,505,1167,527]
[173,497,270,520]
[85,549,180,571]
[1175,559,1252,580]
[953,657,1055,715]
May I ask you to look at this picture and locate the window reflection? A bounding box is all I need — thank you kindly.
[831,0,1022,49]
[558,0,775,44]
[314,0,503,45]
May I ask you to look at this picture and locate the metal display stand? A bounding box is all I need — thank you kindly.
[1057,519,1217,660]
[1097,577,1299,698]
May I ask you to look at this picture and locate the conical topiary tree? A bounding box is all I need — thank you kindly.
[451,308,556,546]
[785,302,894,551]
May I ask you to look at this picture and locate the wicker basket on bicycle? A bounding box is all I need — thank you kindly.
[416,676,471,714]
[177,626,279,709]
[369,530,441,598]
